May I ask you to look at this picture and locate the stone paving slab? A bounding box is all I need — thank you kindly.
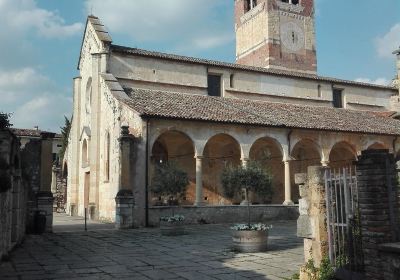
[0,215,303,280]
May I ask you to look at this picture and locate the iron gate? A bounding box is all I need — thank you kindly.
[325,167,364,280]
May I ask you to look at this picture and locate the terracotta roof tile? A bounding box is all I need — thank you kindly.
[118,89,400,136]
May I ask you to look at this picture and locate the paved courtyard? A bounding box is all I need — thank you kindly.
[0,214,303,280]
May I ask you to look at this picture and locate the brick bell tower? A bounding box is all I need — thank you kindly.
[235,0,317,74]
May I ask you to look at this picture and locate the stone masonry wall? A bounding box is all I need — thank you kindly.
[356,150,400,280]
[0,130,26,261]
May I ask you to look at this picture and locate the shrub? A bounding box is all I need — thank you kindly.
[151,161,189,206]
[221,161,273,202]
[0,112,12,130]
[221,161,272,226]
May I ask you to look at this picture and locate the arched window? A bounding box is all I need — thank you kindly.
[82,139,89,167]
[85,78,92,114]
[105,132,110,181]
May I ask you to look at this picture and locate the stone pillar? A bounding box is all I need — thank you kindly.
[283,160,294,205]
[297,166,329,280]
[356,150,400,280]
[115,126,135,229]
[115,190,134,229]
[240,158,250,205]
[37,132,55,233]
[195,156,204,206]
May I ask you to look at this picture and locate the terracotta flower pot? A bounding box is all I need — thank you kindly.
[232,229,269,253]
[160,220,185,236]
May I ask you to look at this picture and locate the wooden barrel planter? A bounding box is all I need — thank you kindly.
[232,230,269,253]
[160,220,185,236]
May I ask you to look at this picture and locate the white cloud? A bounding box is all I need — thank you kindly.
[85,0,233,51]
[355,77,391,86]
[0,67,72,131]
[0,0,83,39]
[375,23,400,58]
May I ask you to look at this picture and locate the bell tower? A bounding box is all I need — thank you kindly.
[235,0,317,74]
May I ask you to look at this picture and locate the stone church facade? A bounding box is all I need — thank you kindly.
[66,0,400,226]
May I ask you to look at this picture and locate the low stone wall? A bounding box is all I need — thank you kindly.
[148,205,299,227]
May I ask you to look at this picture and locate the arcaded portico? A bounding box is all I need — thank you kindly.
[147,118,395,207]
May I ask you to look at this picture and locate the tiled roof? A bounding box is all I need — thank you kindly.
[11,128,61,138]
[119,88,400,136]
[111,45,397,91]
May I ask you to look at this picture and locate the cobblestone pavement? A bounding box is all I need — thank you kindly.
[0,215,303,280]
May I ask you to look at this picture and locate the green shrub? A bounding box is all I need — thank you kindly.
[151,161,189,206]
[0,113,12,130]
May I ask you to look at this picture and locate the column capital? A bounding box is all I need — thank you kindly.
[321,160,330,167]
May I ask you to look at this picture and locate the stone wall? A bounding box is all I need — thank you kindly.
[148,205,299,227]
[0,130,26,261]
[356,150,400,280]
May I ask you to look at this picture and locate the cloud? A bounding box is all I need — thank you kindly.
[0,0,83,39]
[355,77,391,86]
[0,67,72,131]
[0,0,80,131]
[84,0,233,51]
[375,23,400,58]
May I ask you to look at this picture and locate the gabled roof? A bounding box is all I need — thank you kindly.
[110,45,397,91]
[118,88,400,136]
[77,15,112,70]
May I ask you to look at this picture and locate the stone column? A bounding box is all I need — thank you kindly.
[240,158,250,205]
[195,156,204,206]
[115,126,135,229]
[37,132,55,233]
[283,160,294,205]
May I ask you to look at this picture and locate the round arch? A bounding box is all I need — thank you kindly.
[367,142,387,150]
[150,130,196,205]
[329,141,357,169]
[249,137,284,204]
[290,139,321,203]
[203,133,242,205]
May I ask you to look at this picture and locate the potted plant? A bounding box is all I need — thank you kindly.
[221,161,273,252]
[151,161,189,236]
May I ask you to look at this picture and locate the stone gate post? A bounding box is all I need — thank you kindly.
[297,166,329,280]
[356,150,400,280]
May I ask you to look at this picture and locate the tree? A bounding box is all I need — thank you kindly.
[221,161,272,226]
[58,116,71,163]
[150,161,189,209]
[0,112,12,130]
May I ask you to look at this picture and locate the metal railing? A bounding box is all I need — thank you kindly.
[325,166,364,277]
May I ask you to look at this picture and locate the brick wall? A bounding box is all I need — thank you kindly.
[356,150,400,280]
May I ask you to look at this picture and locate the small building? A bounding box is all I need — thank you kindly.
[65,0,400,227]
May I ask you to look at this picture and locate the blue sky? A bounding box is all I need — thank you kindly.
[0,0,399,132]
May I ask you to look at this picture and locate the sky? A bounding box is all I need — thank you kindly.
[0,0,399,132]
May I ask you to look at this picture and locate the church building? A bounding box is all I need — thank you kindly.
[65,0,400,226]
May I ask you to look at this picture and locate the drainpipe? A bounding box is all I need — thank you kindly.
[145,119,149,227]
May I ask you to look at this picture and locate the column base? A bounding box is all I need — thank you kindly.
[194,201,206,207]
[283,200,294,206]
[115,190,135,229]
